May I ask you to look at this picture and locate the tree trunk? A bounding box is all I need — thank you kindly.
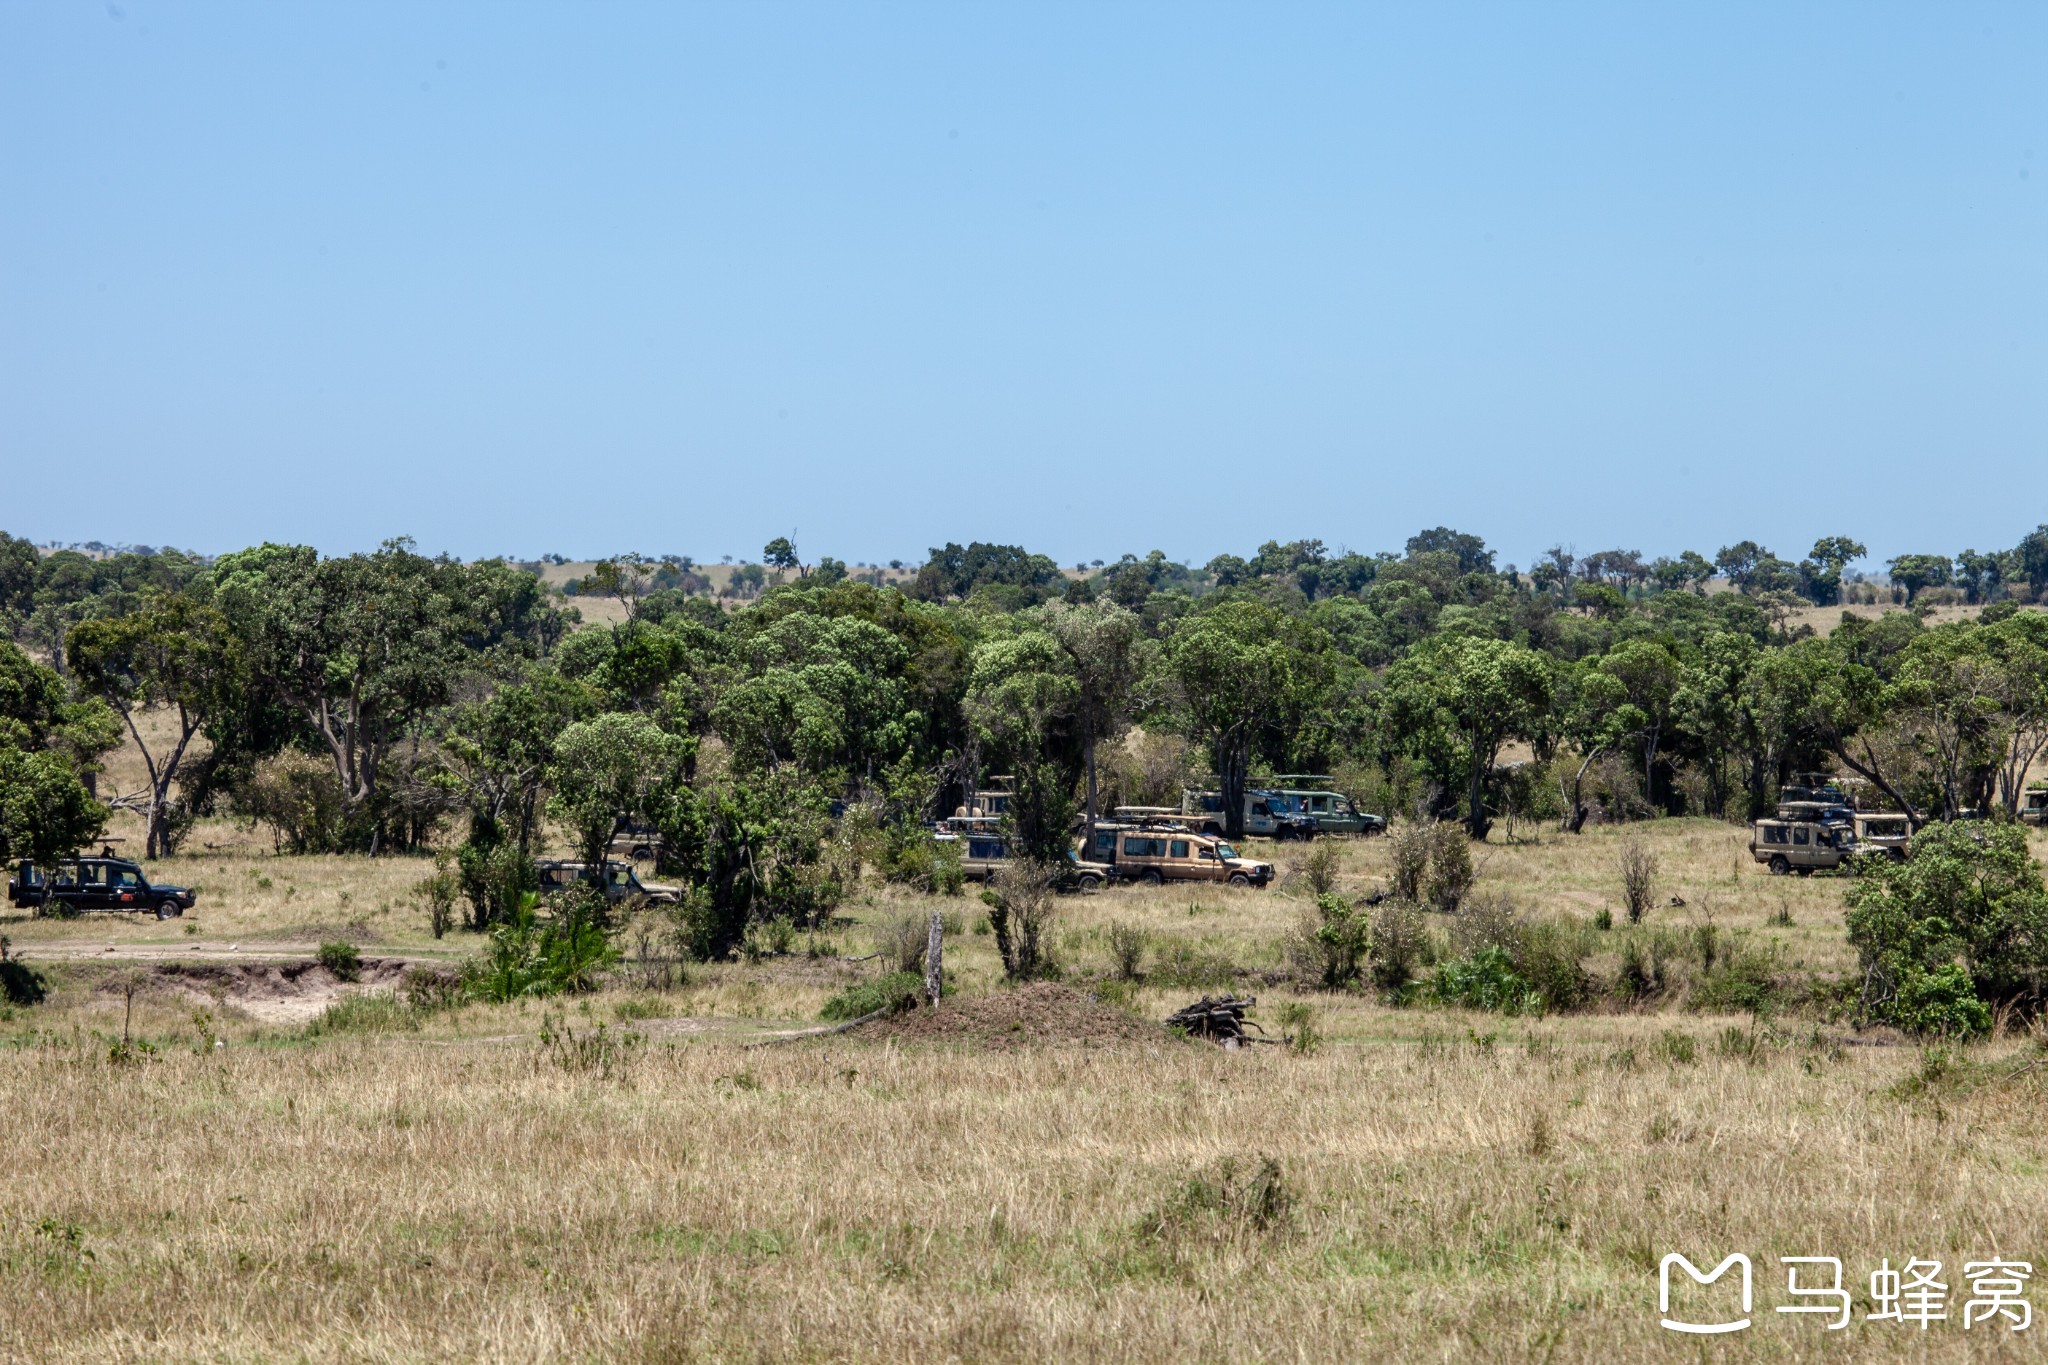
[1218,735,1249,840]
[1083,731,1099,850]
[1465,738,1492,839]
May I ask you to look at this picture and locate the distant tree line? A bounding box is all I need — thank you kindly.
[2,524,2046,962]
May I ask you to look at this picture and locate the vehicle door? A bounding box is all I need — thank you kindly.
[1789,823,1817,868]
[107,864,147,910]
[74,860,114,911]
[1187,839,1228,882]
[1247,800,1274,835]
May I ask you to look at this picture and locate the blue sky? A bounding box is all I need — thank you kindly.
[2,2,2041,571]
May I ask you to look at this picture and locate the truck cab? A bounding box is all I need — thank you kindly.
[1263,779,1387,836]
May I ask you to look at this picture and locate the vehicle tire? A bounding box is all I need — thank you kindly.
[1768,855,1790,876]
[1141,869,1164,887]
[1888,848,1906,863]
[631,844,653,861]
[156,899,181,920]
[1228,872,1250,888]
[1077,874,1101,895]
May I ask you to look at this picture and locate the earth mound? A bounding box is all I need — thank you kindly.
[862,981,1178,1051]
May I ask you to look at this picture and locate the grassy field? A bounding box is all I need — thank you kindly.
[6,807,2048,1361]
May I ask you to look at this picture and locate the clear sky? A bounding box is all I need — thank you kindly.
[3,2,2042,572]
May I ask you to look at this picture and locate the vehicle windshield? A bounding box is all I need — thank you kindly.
[1213,842,1240,860]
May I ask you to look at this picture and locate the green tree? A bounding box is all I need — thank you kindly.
[1038,599,1144,843]
[1887,553,1952,603]
[1598,638,1683,808]
[1162,601,1335,838]
[0,745,106,869]
[211,540,487,849]
[66,594,241,856]
[548,711,691,872]
[1381,636,1552,837]
[1845,821,2048,1032]
[762,537,802,580]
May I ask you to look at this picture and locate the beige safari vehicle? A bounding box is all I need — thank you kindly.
[2023,786,2048,827]
[1850,812,1912,862]
[1749,819,1857,875]
[1110,830,1273,888]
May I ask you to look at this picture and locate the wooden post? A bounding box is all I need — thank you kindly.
[925,911,943,1008]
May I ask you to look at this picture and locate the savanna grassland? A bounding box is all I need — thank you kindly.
[6,801,2048,1363]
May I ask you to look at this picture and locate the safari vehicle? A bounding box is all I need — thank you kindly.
[1110,829,1273,888]
[952,777,1014,820]
[2024,785,2048,827]
[1749,819,1859,875]
[607,819,663,862]
[1850,812,1912,861]
[1264,776,1387,836]
[8,857,196,919]
[534,859,680,905]
[940,831,1114,892]
[1179,790,1319,840]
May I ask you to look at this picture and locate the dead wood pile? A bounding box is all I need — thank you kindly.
[1165,995,1280,1047]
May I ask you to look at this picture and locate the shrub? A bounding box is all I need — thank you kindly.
[401,966,463,1012]
[317,940,361,982]
[456,840,538,932]
[0,959,47,1007]
[462,888,619,1002]
[239,751,343,855]
[1424,822,1475,913]
[1619,836,1657,924]
[413,853,459,940]
[1149,941,1237,991]
[1106,920,1147,981]
[1845,821,2048,1028]
[982,859,1058,981]
[1299,840,1341,898]
[1276,1001,1321,1055]
[1889,964,1991,1039]
[1429,946,1539,1015]
[1368,899,1429,993]
[819,971,925,1021]
[1388,821,1431,903]
[873,912,932,975]
[1284,894,1367,990]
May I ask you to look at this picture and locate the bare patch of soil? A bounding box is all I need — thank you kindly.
[103,957,412,1024]
[862,981,1180,1051]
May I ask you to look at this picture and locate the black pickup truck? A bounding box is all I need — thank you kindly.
[8,857,197,919]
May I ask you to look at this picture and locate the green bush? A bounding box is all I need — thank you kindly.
[0,959,47,1007]
[1889,964,1991,1039]
[317,940,361,982]
[1845,820,2048,1029]
[1284,894,1368,990]
[1428,946,1539,1016]
[462,889,619,1002]
[456,839,538,932]
[819,971,925,1021]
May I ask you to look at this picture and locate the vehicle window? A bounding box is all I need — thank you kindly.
[1251,802,1269,817]
[1170,839,1189,858]
[111,869,141,888]
[1310,796,1328,812]
[1763,826,1783,845]
[1793,826,1809,846]
[969,839,1004,858]
[1214,842,1239,860]
[1122,837,1164,857]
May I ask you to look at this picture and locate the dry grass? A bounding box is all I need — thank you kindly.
[10,774,2048,1355]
